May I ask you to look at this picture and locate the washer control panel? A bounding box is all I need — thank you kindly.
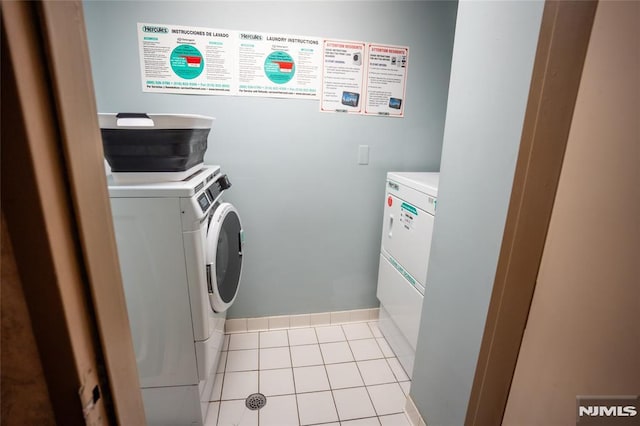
[196,174,231,213]
[197,193,210,212]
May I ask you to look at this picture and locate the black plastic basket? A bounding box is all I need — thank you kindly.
[99,113,213,173]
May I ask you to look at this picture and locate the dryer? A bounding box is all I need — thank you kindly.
[376,172,439,378]
[108,165,243,425]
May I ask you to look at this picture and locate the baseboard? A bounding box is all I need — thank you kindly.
[225,308,380,333]
[405,394,428,426]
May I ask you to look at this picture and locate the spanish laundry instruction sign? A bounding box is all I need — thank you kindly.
[137,23,322,99]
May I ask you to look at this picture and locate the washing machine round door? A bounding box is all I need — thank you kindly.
[206,203,244,313]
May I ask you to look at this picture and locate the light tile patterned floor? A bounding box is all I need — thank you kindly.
[205,321,412,426]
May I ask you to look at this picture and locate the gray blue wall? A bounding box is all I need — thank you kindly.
[83,1,457,318]
[410,1,543,425]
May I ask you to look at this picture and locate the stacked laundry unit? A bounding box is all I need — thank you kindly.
[101,113,244,425]
[376,172,439,377]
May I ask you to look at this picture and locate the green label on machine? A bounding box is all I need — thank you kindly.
[388,256,417,287]
[401,202,418,215]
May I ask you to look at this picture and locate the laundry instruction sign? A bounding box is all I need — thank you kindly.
[236,32,322,98]
[320,40,366,113]
[320,40,408,117]
[138,23,234,94]
[137,23,322,99]
[364,44,408,117]
[137,22,409,116]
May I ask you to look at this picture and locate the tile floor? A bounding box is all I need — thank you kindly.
[205,321,412,426]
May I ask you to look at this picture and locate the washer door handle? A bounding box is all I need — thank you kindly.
[388,214,394,238]
[206,263,213,294]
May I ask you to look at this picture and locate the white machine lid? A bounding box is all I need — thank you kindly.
[99,113,214,129]
[108,165,221,198]
[387,172,439,197]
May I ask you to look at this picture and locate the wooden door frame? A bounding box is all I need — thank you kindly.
[465,1,599,425]
[1,1,145,423]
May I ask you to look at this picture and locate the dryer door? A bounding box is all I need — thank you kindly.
[206,202,244,313]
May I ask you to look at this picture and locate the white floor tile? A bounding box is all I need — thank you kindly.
[260,368,295,396]
[217,351,227,373]
[380,413,411,426]
[228,332,259,350]
[293,365,330,393]
[217,319,409,426]
[399,381,411,395]
[349,339,384,361]
[357,359,396,386]
[225,349,258,372]
[217,399,258,426]
[260,330,289,348]
[325,362,364,389]
[387,357,409,381]
[290,344,323,367]
[288,328,318,346]
[341,417,381,426]
[368,322,383,338]
[367,383,406,415]
[260,347,291,370]
[259,394,299,426]
[376,337,395,358]
[342,323,374,340]
[222,334,230,350]
[221,371,258,400]
[210,373,223,401]
[204,401,219,426]
[333,387,376,421]
[320,341,354,364]
[315,325,347,343]
[297,391,339,425]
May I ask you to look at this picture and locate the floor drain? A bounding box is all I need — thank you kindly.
[245,393,267,410]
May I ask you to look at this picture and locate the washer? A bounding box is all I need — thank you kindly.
[376,172,439,378]
[108,165,243,425]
